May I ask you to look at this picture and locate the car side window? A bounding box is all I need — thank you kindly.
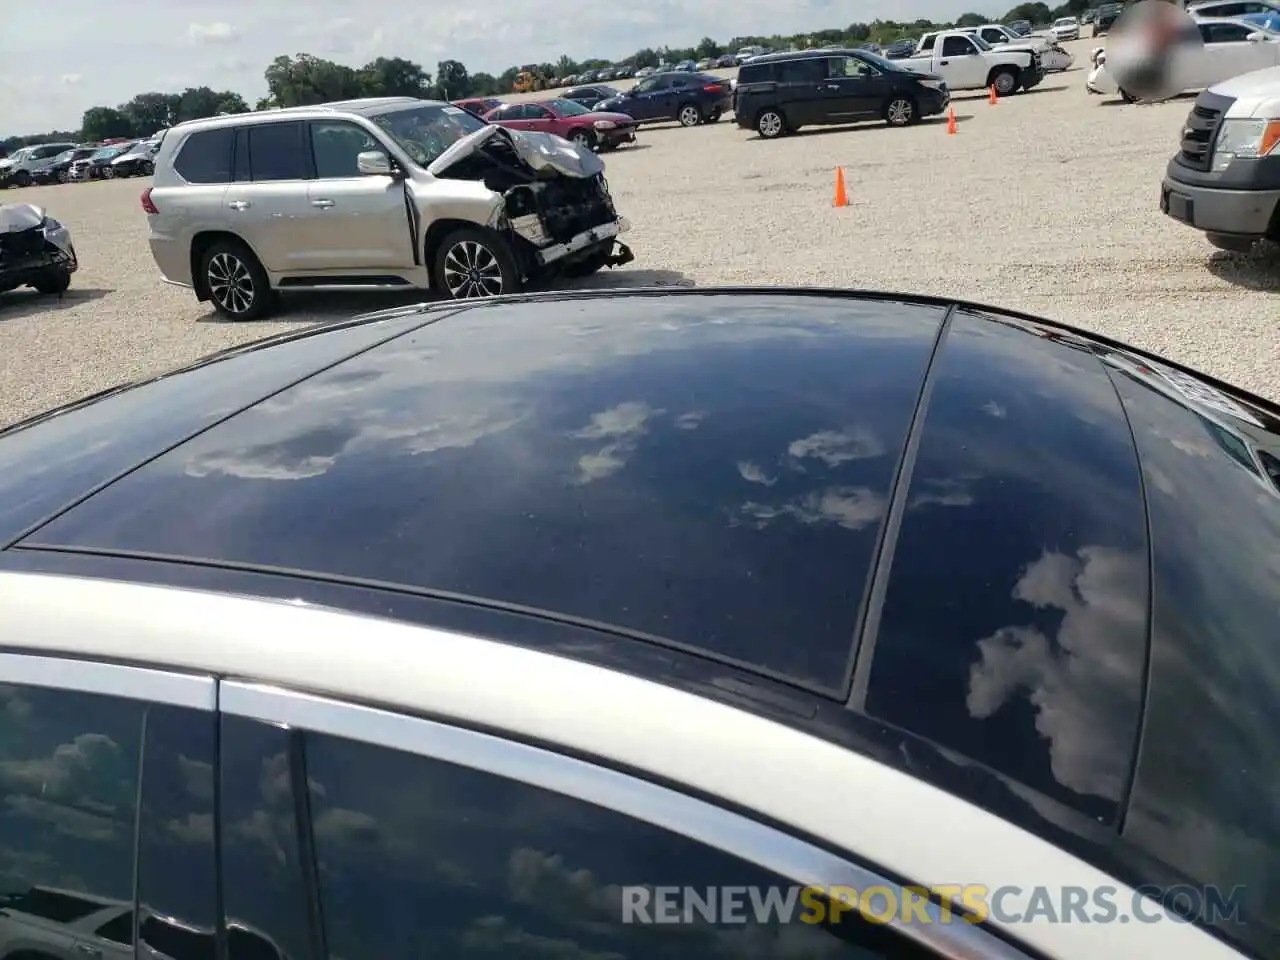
[830,56,876,78]
[310,121,379,179]
[919,34,937,51]
[0,680,215,956]
[528,105,554,118]
[301,729,946,960]
[942,36,977,56]
[218,716,312,960]
[0,682,143,919]
[1206,22,1252,40]
[247,121,308,182]
[778,58,826,83]
[174,127,234,183]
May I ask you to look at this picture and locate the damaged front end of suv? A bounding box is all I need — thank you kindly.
[420,122,634,296]
[0,203,78,298]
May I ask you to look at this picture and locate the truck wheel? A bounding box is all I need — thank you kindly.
[678,103,702,127]
[433,226,522,300]
[13,170,31,188]
[884,96,917,127]
[1118,87,1139,104]
[200,239,277,320]
[990,69,1019,96]
[32,269,71,295]
[756,109,786,139]
[1205,233,1256,254]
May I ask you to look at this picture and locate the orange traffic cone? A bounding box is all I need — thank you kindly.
[947,107,957,135]
[989,85,999,105]
[833,167,848,207]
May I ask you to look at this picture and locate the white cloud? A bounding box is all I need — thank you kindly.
[188,21,238,44]
[966,545,1147,802]
[787,428,886,467]
[570,400,660,484]
[61,73,83,86]
[739,486,887,532]
[982,400,1007,418]
[737,461,776,486]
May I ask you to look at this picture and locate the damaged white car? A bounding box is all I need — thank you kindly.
[143,97,634,320]
[0,203,78,298]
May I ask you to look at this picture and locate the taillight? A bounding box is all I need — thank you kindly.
[141,187,158,214]
[704,83,722,93]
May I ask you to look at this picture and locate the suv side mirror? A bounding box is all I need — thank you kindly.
[357,150,395,176]
[1246,30,1267,40]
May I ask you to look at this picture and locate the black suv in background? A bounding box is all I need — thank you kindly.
[1094,2,1125,35]
[733,49,950,139]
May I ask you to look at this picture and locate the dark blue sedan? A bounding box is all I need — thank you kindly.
[596,71,734,126]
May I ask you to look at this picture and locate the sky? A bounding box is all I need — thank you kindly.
[0,0,1002,135]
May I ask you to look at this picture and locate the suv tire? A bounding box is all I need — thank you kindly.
[200,239,276,321]
[885,96,917,127]
[756,109,786,139]
[433,227,522,300]
[678,104,702,127]
[13,170,32,188]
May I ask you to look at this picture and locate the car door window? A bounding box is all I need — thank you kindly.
[0,675,215,960]
[942,36,978,56]
[310,121,379,179]
[247,121,308,181]
[830,56,877,78]
[919,35,937,51]
[778,58,826,82]
[217,716,311,960]
[0,682,143,927]
[300,727,954,960]
[528,106,555,120]
[174,127,234,183]
[1203,22,1253,40]
[635,76,665,93]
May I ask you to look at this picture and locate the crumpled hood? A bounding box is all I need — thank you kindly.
[428,124,605,179]
[0,203,46,233]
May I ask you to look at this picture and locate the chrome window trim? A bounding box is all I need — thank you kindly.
[221,680,1029,960]
[0,651,215,710]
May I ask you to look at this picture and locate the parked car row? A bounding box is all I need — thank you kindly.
[0,136,162,188]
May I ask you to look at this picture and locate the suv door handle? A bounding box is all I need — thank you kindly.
[311,199,335,208]
[227,200,250,211]
[940,59,950,65]
[822,83,840,90]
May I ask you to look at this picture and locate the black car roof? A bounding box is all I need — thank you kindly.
[2,288,1277,959]
[742,48,867,64]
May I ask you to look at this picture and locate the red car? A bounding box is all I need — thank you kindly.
[482,98,638,151]
[453,97,505,118]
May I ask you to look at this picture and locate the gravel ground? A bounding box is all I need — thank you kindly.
[2,37,1277,428]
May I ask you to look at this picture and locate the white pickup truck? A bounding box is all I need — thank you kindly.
[955,24,1076,71]
[899,30,1045,95]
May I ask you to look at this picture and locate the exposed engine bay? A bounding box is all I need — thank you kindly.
[0,203,78,296]
[431,126,632,269]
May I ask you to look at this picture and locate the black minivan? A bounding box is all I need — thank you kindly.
[733,49,950,139]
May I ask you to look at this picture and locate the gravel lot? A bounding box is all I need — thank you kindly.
[2,36,1278,428]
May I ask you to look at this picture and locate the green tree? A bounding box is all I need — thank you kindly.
[265,53,364,108]
[1002,1,1053,22]
[435,59,470,99]
[120,93,180,134]
[80,106,134,141]
[556,54,579,77]
[359,56,433,98]
[696,36,721,58]
[955,11,989,25]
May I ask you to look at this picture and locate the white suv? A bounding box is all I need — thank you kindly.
[142,97,634,319]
